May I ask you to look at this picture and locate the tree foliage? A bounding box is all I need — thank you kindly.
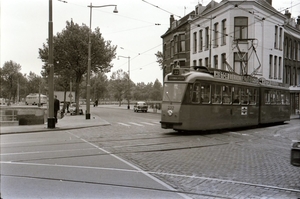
[1,61,22,103]
[38,20,117,114]
[108,69,130,106]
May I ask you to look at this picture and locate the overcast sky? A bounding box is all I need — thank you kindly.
[1,0,300,84]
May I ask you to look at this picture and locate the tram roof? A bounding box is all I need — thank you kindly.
[165,67,289,89]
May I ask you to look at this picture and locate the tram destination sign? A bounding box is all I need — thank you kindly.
[168,75,185,81]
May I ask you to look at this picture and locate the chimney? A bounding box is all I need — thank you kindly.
[170,15,174,27]
[285,10,291,19]
[265,0,272,5]
[297,16,300,25]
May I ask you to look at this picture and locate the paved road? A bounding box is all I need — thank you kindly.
[0,108,189,199]
[1,106,300,198]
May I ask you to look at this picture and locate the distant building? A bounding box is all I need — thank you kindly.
[161,0,300,115]
[283,10,300,115]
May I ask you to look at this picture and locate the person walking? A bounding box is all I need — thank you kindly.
[54,95,60,123]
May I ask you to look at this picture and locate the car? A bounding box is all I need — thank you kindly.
[69,103,83,115]
[133,101,148,113]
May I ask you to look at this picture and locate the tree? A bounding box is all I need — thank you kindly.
[150,79,163,101]
[39,20,117,114]
[155,51,165,70]
[108,69,128,106]
[0,61,23,104]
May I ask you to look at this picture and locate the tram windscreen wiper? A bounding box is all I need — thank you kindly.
[165,92,172,104]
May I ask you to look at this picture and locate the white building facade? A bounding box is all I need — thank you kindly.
[189,0,299,115]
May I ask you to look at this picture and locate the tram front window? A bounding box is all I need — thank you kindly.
[163,83,187,102]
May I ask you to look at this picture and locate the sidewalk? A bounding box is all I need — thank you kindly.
[0,114,110,135]
[0,105,161,135]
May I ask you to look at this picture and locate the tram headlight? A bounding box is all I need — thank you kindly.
[167,110,173,116]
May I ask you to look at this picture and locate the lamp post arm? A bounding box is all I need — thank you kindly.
[88,4,117,8]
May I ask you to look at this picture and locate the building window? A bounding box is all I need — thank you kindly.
[298,41,300,61]
[179,34,185,52]
[205,27,209,50]
[289,39,292,59]
[174,35,178,54]
[171,40,174,57]
[214,55,218,69]
[199,59,203,66]
[234,52,248,75]
[193,32,197,53]
[274,26,278,49]
[234,17,248,40]
[199,30,203,51]
[285,37,288,58]
[294,41,297,60]
[221,19,226,45]
[214,22,218,47]
[269,55,273,79]
[193,60,197,66]
[274,56,277,79]
[205,57,209,67]
[278,57,282,79]
[279,28,282,50]
[221,53,226,70]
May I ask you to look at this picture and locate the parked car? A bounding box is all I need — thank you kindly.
[69,103,83,115]
[133,101,148,113]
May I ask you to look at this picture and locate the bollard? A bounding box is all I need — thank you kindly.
[291,142,300,167]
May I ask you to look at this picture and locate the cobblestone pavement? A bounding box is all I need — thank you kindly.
[82,119,300,199]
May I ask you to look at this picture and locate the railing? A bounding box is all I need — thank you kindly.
[0,109,18,122]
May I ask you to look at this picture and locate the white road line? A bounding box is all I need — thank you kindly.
[128,122,144,127]
[118,122,131,127]
[140,122,155,126]
[0,147,97,156]
[66,131,191,199]
[2,160,299,194]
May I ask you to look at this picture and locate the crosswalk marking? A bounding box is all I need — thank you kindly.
[117,121,159,127]
[118,123,131,127]
[140,122,155,126]
[128,122,144,127]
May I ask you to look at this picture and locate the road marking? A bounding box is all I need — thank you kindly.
[140,122,155,126]
[2,160,300,194]
[0,147,97,156]
[118,123,131,127]
[128,122,144,127]
[66,131,192,199]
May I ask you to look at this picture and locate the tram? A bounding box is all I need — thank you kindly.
[160,66,290,131]
[25,93,48,105]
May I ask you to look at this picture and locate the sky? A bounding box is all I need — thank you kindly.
[1,0,300,84]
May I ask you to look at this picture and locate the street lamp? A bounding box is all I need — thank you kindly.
[118,55,131,109]
[48,0,55,128]
[86,3,118,119]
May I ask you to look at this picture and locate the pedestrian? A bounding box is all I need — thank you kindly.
[66,102,70,113]
[54,95,60,123]
[95,99,98,107]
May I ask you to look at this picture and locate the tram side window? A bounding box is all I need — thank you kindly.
[280,92,286,104]
[201,83,211,104]
[240,88,248,105]
[212,84,221,104]
[276,90,282,104]
[232,86,240,104]
[264,90,271,104]
[192,83,201,104]
[248,88,257,105]
[285,91,290,105]
[270,91,276,104]
[222,85,231,104]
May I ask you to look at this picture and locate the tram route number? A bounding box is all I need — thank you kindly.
[241,106,248,115]
[168,106,174,110]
